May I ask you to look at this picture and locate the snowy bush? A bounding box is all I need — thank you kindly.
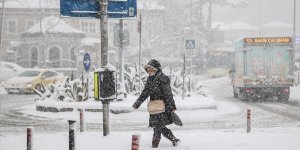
[36,74,92,102]
[123,64,207,97]
[36,63,208,102]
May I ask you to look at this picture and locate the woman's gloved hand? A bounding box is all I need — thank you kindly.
[132,103,138,110]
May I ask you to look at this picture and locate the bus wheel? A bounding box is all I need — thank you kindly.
[277,87,290,102]
[277,88,290,102]
[238,91,247,101]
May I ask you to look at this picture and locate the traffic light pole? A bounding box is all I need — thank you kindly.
[99,0,110,136]
[119,19,125,94]
[138,13,142,95]
[0,0,5,56]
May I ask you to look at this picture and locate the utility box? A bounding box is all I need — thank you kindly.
[94,69,117,101]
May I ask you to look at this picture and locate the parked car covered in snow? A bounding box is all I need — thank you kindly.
[0,61,24,81]
[5,69,64,94]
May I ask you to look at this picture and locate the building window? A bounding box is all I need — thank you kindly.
[89,22,96,33]
[30,47,38,67]
[81,22,89,33]
[81,21,97,33]
[26,20,36,30]
[49,47,60,68]
[7,20,17,33]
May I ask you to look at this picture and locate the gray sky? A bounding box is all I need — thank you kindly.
[212,0,299,31]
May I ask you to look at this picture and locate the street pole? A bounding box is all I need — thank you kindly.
[293,0,296,46]
[119,19,124,94]
[0,0,5,58]
[138,13,142,95]
[99,0,110,136]
[190,49,193,92]
[182,53,186,100]
[293,0,296,51]
[292,0,296,76]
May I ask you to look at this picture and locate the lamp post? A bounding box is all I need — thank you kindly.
[293,0,296,77]
[293,0,296,50]
[0,0,5,58]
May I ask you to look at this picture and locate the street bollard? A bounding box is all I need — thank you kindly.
[68,120,76,150]
[131,134,140,150]
[247,108,251,133]
[79,109,85,132]
[27,127,33,150]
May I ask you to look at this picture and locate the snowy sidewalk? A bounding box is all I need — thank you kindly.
[1,127,300,150]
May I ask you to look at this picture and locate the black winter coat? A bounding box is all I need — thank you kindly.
[133,70,177,127]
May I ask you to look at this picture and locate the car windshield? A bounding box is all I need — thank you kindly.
[18,71,40,77]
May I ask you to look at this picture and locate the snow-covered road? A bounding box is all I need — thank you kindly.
[0,95,68,134]
[204,77,300,128]
[1,77,300,150]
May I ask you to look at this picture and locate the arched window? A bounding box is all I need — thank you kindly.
[49,47,60,68]
[30,47,38,67]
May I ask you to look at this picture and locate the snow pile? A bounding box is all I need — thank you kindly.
[290,86,300,103]
[262,21,293,28]
[109,93,216,113]
[35,87,216,113]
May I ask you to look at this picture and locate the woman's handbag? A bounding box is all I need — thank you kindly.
[147,100,165,114]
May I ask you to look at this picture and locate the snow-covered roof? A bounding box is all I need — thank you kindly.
[137,0,165,10]
[26,16,84,34]
[262,21,293,28]
[80,37,100,46]
[224,0,249,7]
[215,47,235,52]
[213,21,257,31]
[211,22,226,30]
[0,0,59,9]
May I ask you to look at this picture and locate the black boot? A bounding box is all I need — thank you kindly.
[172,138,180,147]
[161,127,180,146]
[152,137,161,148]
[152,128,161,148]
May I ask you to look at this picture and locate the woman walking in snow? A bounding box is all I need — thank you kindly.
[132,59,180,148]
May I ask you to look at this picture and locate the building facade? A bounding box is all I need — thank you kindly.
[0,0,169,69]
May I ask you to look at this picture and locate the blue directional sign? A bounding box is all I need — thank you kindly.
[108,0,136,18]
[83,52,91,72]
[60,0,137,18]
[186,40,195,49]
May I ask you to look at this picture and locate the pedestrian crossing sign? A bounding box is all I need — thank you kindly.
[186,40,195,49]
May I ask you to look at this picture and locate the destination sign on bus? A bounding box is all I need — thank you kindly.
[244,37,291,46]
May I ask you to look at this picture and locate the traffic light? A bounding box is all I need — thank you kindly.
[94,69,117,102]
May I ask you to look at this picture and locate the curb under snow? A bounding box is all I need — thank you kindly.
[35,95,217,113]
